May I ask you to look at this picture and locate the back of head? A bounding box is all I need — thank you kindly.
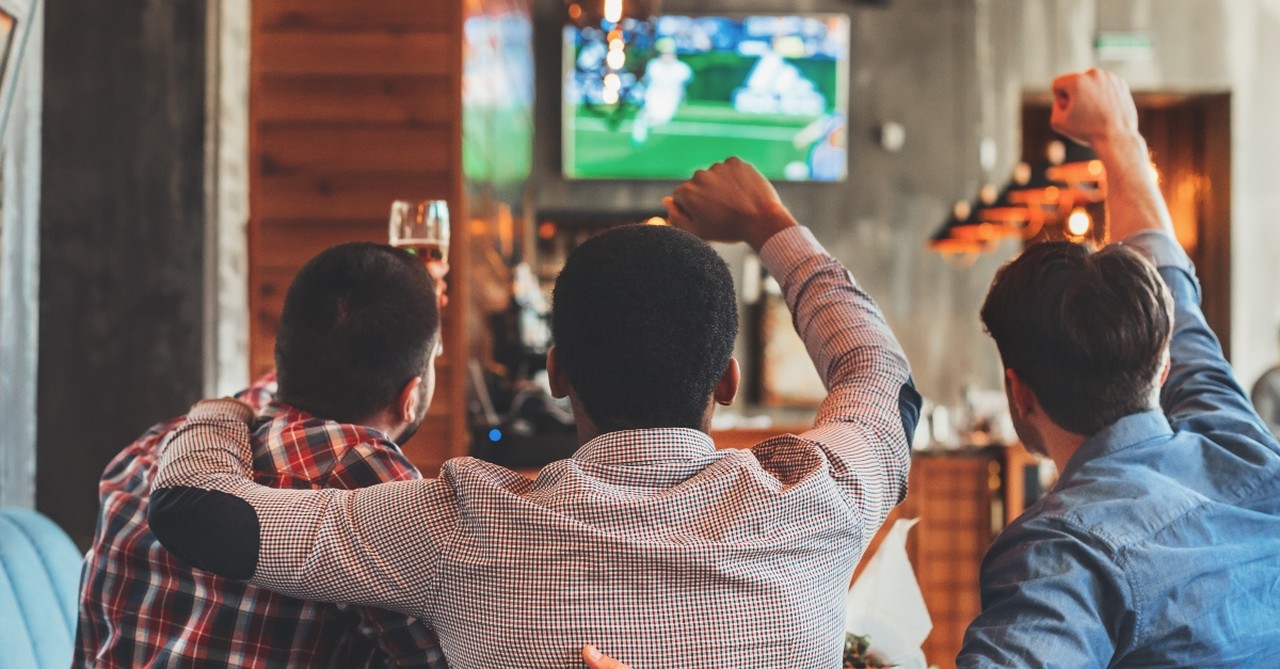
[551,224,738,432]
[276,243,439,424]
[981,241,1173,435]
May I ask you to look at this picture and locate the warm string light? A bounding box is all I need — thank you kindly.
[567,0,666,116]
[930,138,1108,256]
[1066,207,1092,237]
[604,0,623,23]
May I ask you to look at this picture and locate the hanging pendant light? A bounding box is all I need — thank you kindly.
[928,201,995,266]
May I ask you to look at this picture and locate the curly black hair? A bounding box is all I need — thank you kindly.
[552,224,738,432]
[275,243,440,424]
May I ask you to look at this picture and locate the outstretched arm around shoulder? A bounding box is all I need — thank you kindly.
[148,399,451,621]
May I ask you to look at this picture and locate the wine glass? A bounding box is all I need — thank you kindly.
[389,199,450,263]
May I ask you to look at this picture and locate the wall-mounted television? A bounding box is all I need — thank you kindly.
[563,14,850,182]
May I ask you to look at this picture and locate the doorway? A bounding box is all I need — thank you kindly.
[1022,94,1232,355]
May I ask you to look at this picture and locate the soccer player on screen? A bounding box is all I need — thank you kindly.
[631,37,692,145]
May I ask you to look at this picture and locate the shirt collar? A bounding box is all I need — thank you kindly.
[256,401,314,426]
[571,428,717,465]
[254,401,395,449]
[1060,409,1174,482]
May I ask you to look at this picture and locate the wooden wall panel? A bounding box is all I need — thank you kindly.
[257,33,458,77]
[256,0,456,32]
[250,0,467,475]
[256,76,455,125]
[257,173,453,222]
[258,126,454,174]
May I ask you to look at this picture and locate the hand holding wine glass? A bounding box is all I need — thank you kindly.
[390,199,451,308]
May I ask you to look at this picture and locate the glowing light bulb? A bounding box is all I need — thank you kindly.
[1067,207,1092,237]
[606,49,626,70]
[1012,162,1032,186]
[604,0,623,23]
[602,88,619,105]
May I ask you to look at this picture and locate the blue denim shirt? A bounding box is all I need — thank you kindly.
[958,233,1280,668]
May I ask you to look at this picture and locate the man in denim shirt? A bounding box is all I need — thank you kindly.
[958,69,1280,666]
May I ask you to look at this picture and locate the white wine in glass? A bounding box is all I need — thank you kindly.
[389,199,450,263]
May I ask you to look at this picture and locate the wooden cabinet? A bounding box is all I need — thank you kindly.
[856,446,1036,669]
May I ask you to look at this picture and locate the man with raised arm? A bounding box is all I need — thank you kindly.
[496,68,1280,669]
[148,158,920,668]
[957,69,1280,666]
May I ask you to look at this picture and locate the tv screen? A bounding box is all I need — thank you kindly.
[563,14,850,181]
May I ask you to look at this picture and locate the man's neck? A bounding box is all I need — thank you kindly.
[1043,431,1088,473]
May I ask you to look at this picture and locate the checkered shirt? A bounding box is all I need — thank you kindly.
[154,227,916,669]
[74,373,447,668]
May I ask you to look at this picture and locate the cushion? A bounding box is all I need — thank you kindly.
[0,508,82,668]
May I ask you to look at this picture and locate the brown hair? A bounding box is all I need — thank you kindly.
[980,241,1173,435]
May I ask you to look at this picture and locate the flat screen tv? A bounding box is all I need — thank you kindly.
[563,14,850,181]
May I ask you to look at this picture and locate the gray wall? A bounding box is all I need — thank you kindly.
[0,0,44,508]
[38,1,208,547]
[535,0,1016,410]
[535,0,1280,410]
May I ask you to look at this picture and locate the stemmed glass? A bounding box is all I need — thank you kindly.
[389,199,450,262]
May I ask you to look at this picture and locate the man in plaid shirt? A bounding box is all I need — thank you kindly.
[75,243,448,667]
[151,159,921,668]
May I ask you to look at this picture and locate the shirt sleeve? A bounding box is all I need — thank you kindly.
[327,442,447,667]
[754,226,919,539]
[1122,232,1274,442]
[956,519,1133,668]
[149,399,455,622]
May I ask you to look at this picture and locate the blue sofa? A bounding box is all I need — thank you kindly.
[0,508,82,668]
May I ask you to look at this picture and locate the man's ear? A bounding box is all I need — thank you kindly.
[398,376,424,423]
[547,345,569,399]
[1158,347,1172,386]
[1005,368,1037,418]
[714,357,740,406]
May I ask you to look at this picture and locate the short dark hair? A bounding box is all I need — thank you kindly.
[275,243,440,424]
[981,241,1173,435]
[551,224,738,432]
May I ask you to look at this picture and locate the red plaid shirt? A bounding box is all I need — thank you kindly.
[74,374,446,668]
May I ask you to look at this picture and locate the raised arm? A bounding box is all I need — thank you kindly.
[1049,69,1172,242]
[667,158,918,534]
[148,400,452,621]
[1051,70,1268,436]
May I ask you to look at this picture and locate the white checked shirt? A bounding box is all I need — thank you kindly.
[154,227,915,669]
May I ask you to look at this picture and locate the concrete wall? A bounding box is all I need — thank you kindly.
[39,1,208,547]
[0,0,44,508]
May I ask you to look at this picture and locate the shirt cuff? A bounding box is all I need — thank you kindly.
[757,225,825,277]
[1121,231,1193,272]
